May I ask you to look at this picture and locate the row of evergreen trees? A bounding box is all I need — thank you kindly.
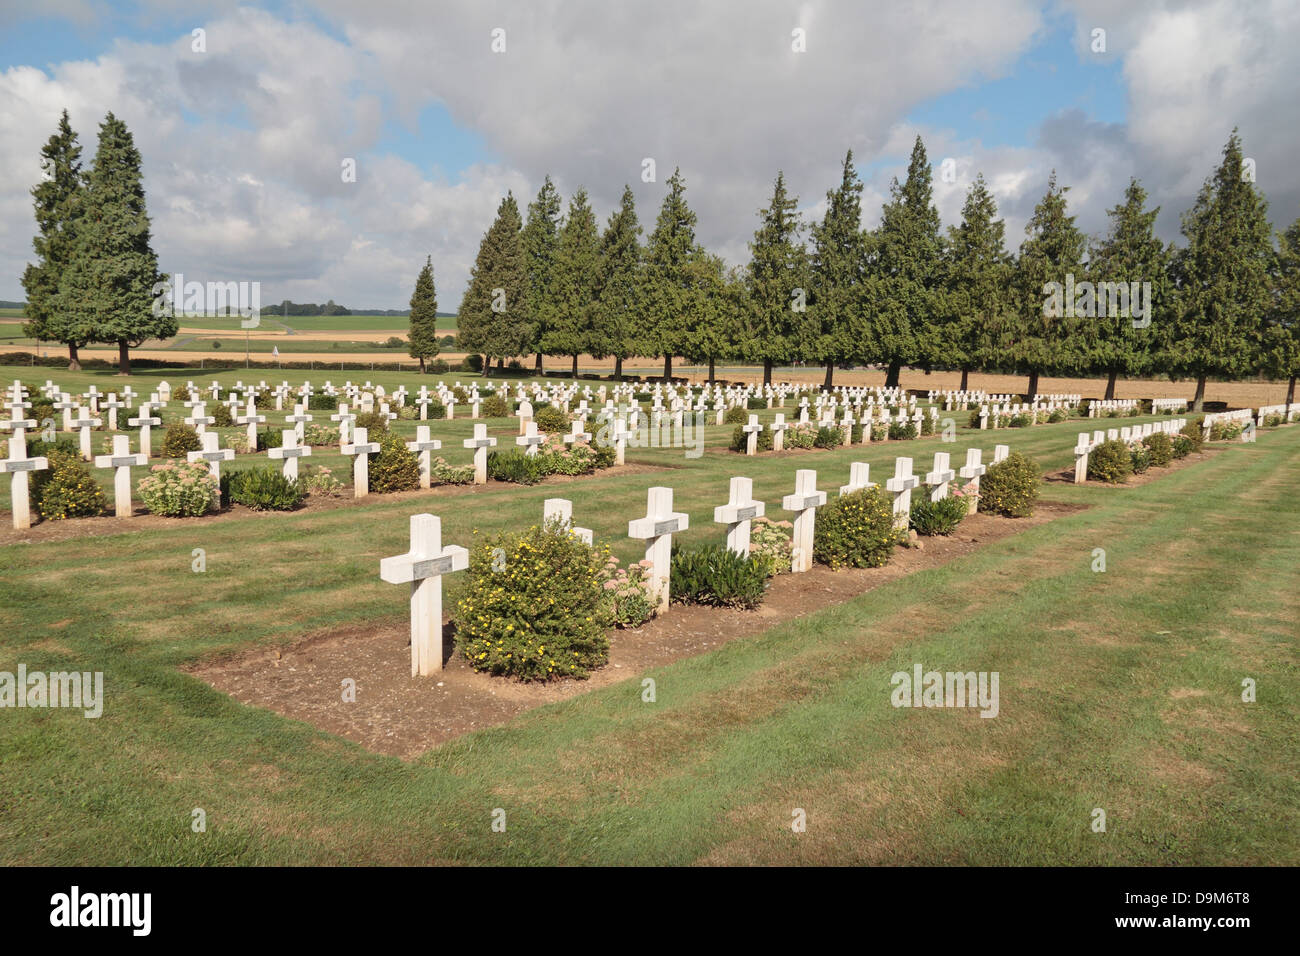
[453,133,1299,409]
[22,111,173,374]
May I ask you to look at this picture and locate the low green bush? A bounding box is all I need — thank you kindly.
[1172,435,1195,459]
[480,394,509,418]
[723,406,749,425]
[368,432,420,493]
[813,486,897,569]
[1209,420,1243,441]
[979,451,1042,517]
[256,427,284,450]
[1129,444,1151,474]
[785,424,819,449]
[307,393,337,410]
[432,457,475,485]
[224,466,306,511]
[888,422,917,441]
[1086,440,1133,484]
[1181,416,1205,450]
[353,410,391,434]
[137,461,218,517]
[1008,413,1032,428]
[487,449,548,485]
[1143,432,1174,467]
[670,545,767,609]
[211,403,235,427]
[1048,408,1068,423]
[814,425,843,449]
[746,396,767,410]
[160,422,201,457]
[534,405,569,433]
[729,424,774,453]
[35,450,107,520]
[909,494,968,536]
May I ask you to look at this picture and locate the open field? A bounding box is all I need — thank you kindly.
[0,369,1296,865]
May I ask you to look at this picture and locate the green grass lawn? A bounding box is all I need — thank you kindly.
[0,377,1295,864]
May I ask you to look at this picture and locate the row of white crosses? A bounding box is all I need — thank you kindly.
[1073,419,1188,483]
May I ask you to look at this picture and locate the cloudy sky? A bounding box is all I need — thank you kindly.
[1,0,1296,311]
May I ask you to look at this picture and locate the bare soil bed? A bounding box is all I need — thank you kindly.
[189,501,1084,760]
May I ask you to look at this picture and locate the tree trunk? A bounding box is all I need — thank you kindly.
[419,357,426,373]
[1286,375,1296,407]
[1191,374,1207,412]
[663,355,672,380]
[68,342,81,372]
[117,340,130,376]
[614,355,623,381]
[497,357,505,372]
[1104,369,1118,401]
[959,367,969,392]
[482,355,491,377]
[535,352,543,374]
[571,354,578,378]
[763,358,773,386]
[884,360,901,389]
[823,363,834,389]
[1026,369,1040,399]
[708,356,716,384]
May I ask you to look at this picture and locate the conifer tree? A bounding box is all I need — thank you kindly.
[681,253,736,384]
[639,168,699,379]
[872,136,943,388]
[1165,131,1273,410]
[938,173,1011,392]
[744,171,807,386]
[1083,179,1169,398]
[590,186,642,380]
[55,113,171,375]
[457,193,528,376]
[542,188,601,378]
[1010,172,1088,398]
[807,151,865,389]
[521,176,563,373]
[21,110,87,369]
[1264,217,1300,406]
[407,255,439,373]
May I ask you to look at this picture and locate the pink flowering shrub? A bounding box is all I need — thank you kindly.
[596,551,655,628]
[137,461,219,516]
[750,516,793,576]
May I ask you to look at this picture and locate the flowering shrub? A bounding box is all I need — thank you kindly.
[303,423,336,446]
[979,451,1041,516]
[596,552,655,628]
[432,457,475,485]
[1171,435,1195,459]
[301,465,345,497]
[785,424,819,449]
[814,486,898,569]
[1143,432,1174,467]
[1209,420,1243,441]
[1130,443,1152,474]
[750,516,793,576]
[455,520,610,680]
[1087,440,1133,484]
[534,405,570,433]
[160,422,201,457]
[480,394,509,418]
[138,461,218,516]
[35,450,107,520]
[368,432,420,493]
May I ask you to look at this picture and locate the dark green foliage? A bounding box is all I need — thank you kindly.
[747,396,767,410]
[1172,435,1195,459]
[589,185,642,369]
[353,411,390,434]
[1086,440,1133,484]
[306,393,337,410]
[813,486,898,569]
[521,176,564,366]
[487,449,548,485]
[36,450,106,520]
[909,495,969,536]
[888,422,917,441]
[426,400,447,420]
[743,171,807,383]
[1008,413,1032,428]
[807,151,866,387]
[1130,444,1152,474]
[729,424,773,453]
[224,466,306,511]
[368,432,419,493]
[211,404,235,427]
[480,394,509,418]
[541,188,600,369]
[979,451,1042,516]
[813,425,842,449]
[160,422,201,457]
[256,428,283,450]
[407,255,440,369]
[1180,417,1205,450]
[534,405,569,433]
[670,545,767,609]
[456,193,529,369]
[723,406,749,425]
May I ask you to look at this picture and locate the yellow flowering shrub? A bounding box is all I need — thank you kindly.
[35,450,107,520]
[813,486,898,569]
[454,519,610,680]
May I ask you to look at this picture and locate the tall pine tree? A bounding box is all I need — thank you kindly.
[541,187,601,378]
[638,168,699,379]
[1264,217,1300,406]
[807,151,865,389]
[521,176,563,374]
[457,193,528,376]
[681,252,736,384]
[21,110,87,370]
[1010,172,1088,398]
[1165,131,1273,410]
[407,255,439,373]
[590,186,642,380]
[871,136,943,388]
[1082,179,1169,398]
[744,171,807,386]
[56,112,171,375]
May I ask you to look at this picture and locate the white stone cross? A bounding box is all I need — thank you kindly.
[564,419,591,445]
[94,434,147,518]
[380,513,469,677]
[517,400,534,435]
[128,404,162,459]
[924,452,956,501]
[840,409,856,446]
[782,469,827,573]
[885,457,920,530]
[267,429,312,480]
[286,403,313,444]
[342,426,381,497]
[187,431,234,481]
[234,398,265,452]
[769,413,789,452]
[52,393,77,431]
[462,423,497,484]
[742,414,763,455]
[839,462,875,496]
[628,486,689,612]
[958,448,986,515]
[406,425,442,489]
[184,403,215,436]
[71,411,102,461]
[1,436,48,530]
[713,476,765,557]
[516,420,545,456]
[331,403,356,448]
[1074,433,1092,484]
[0,406,36,445]
[101,394,125,431]
[612,417,631,465]
[993,444,1010,464]
[544,498,592,544]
